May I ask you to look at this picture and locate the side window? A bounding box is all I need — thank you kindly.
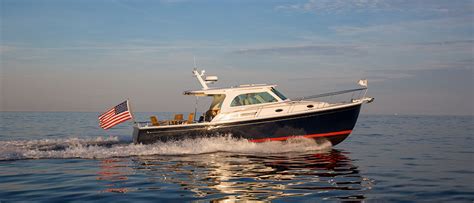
[231,92,277,107]
[256,92,277,103]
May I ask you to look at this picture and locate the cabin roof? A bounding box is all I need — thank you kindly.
[183,84,276,96]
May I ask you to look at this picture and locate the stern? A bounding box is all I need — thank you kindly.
[132,126,140,144]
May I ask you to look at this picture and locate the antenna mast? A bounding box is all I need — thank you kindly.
[193,56,197,70]
[192,57,209,90]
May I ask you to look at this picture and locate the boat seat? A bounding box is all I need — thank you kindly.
[187,113,194,124]
[174,114,183,120]
[150,116,160,126]
[169,114,184,125]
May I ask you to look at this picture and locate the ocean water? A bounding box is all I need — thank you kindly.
[0,112,473,202]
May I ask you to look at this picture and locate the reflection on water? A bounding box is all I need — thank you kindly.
[96,150,373,201]
[97,159,132,194]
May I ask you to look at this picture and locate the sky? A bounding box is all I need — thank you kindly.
[1,0,473,115]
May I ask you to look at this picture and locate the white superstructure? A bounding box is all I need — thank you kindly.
[179,69,372,124]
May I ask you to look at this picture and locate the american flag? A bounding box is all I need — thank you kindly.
[98,100,133,130]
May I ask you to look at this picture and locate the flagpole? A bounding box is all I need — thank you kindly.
[126,99,137,124]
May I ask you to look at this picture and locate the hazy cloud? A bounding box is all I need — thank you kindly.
[331,17,472,37]
[0,45,16,55]
[415,40,474,46]
[276,0,472,14]
[233,44,367,56]
[276,0,388,13]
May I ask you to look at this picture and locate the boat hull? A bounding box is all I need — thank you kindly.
[133,104,362,146]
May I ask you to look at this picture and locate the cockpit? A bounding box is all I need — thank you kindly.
[203,94,225,122]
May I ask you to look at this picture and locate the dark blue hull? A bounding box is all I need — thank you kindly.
[133,104,362,146]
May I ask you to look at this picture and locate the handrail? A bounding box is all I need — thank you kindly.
[292,87,367,101]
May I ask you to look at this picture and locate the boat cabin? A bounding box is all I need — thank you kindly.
[184,84,290,122]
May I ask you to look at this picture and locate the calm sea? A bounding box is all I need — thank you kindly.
[0,112,473,202]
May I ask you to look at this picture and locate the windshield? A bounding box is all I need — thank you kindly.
[271,87,288,100]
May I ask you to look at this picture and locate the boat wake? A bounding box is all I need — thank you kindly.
[0,135,332,161]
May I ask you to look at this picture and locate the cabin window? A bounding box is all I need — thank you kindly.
[231,92,277,107]
[271,87,288,100]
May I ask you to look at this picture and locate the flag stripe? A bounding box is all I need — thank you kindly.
[98,109,114,120]
[99,111,130,125]
[99,108,113,117]
[102,117,130,130]
[100,112,132,128]
[103,116,132,130]
[100,112,131,128]
[100,112,132,130]
[100,112,115,120]
[98,100,132,130]
[102,114,132,130]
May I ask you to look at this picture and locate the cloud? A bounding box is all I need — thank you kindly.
[276,0,472,14]
[276,0,388,13]
[414,40,474,46]
[331,17,472,37]
[233,44,367,56]
[0,39,233,67]
[0,45,16,55]
[158,0,189,3]
[0,39,232,53]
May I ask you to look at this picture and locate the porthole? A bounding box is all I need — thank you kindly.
[307,104,314,108]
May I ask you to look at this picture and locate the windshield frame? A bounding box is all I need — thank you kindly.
[271,87,288,100]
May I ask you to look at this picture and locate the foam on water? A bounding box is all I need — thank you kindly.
[0,135,332,161]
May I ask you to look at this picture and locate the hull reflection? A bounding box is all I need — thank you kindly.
[131,150,373,201]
